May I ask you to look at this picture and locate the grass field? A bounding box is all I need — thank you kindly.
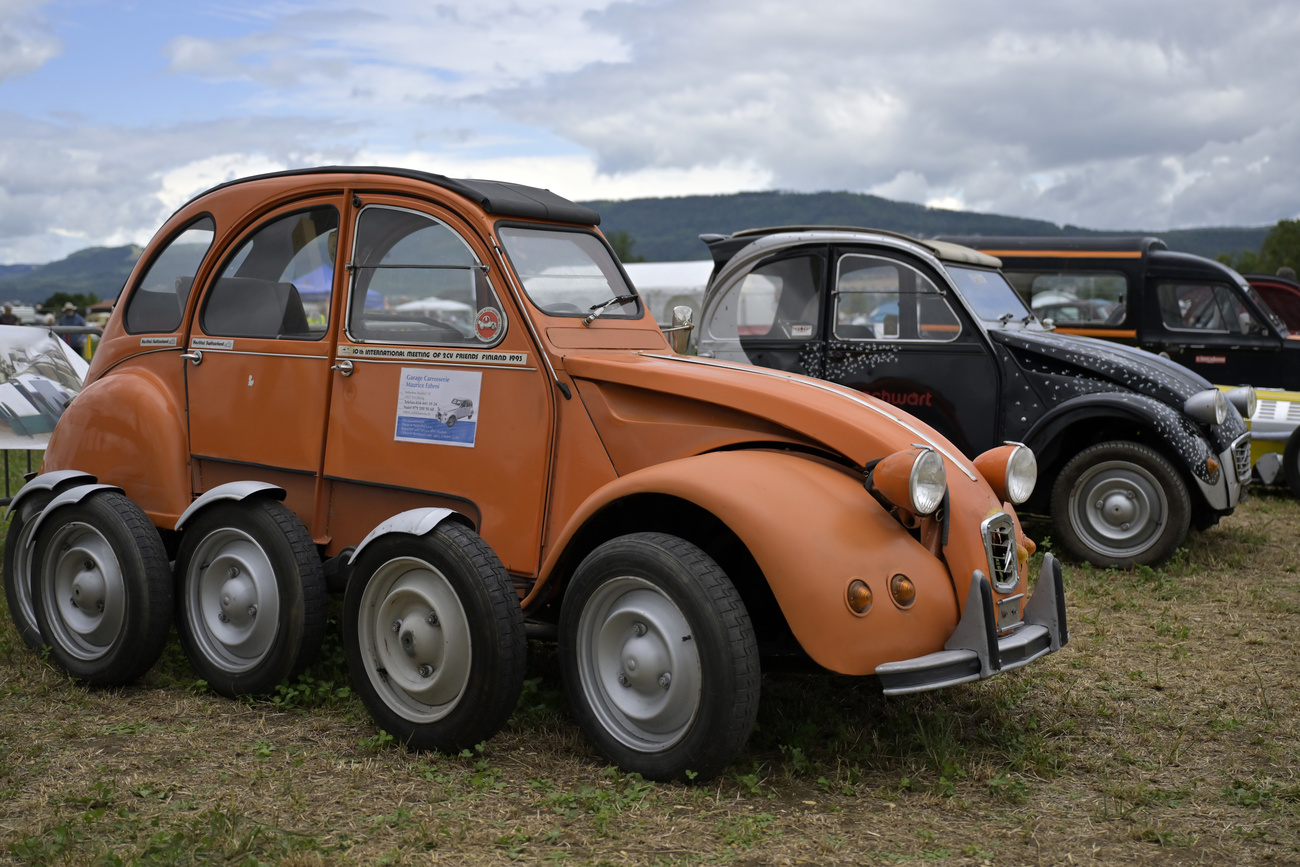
[0,487,1296,865]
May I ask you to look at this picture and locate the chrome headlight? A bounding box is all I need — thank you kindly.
[1184,388,1228,426]
[1225,385,1257,420]
[974,442,1037,505]
[869,446,947,516]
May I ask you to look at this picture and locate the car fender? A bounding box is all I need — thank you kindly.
[4,469,98,519]
[348,507,473,565]
[43,365,192,526]
[25,483,124,550]
[1023,392,1214,484]
[533,449,960,675]
[174,480,287,531]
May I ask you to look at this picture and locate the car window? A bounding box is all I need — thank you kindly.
[201,208,338,340]
[834,254,960,342]
[732,255,821,339]
[123,217,216,334]
[1157,282,1264,335]
[497,226,640,320]
[348,206,505,346]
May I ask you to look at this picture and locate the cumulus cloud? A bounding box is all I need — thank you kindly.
[0,0,60,82]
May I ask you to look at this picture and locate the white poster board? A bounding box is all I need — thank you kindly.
[395,367,482,448]
[0,326,87,451]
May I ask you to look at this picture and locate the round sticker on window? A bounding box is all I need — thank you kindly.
[475,307,503,342]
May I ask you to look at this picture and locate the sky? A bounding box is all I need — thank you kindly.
[1,0,1298,265]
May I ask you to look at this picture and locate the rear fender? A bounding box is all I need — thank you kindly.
[5,470,98,519]
[175,480,287,531]
[533,450,959,675]
[26,483,124,550]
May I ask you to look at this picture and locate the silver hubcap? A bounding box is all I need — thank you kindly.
[357,557,472,722]
[1068,459,1168,558]
[40,522,126,661]
[184,528,280,672]
[576,576,701,752]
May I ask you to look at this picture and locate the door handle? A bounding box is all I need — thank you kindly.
[181,350,203,366]
[332,359,354,377]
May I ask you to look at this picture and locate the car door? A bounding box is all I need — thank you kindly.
[185,200,342,527]
[319,198,555,574]
[823,247,1000,455]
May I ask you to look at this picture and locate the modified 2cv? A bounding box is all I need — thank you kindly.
[5,167,1067,781]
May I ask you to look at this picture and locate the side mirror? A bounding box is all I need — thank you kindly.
[665,305,694,354]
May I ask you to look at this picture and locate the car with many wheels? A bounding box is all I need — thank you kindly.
[694,227,1252,568]
[7,168,1066,781]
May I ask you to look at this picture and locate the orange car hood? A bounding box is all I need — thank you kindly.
[564,351,980,481]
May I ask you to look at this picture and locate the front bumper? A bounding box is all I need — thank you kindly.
[875,553,1069,696]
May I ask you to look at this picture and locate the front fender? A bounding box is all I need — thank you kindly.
[1024,392,1214,484]
[534,450,960,675]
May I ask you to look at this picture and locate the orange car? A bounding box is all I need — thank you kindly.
[5,167,1066,781]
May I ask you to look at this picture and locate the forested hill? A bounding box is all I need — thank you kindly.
[0,191,1271,305]
[582,190,1271,263]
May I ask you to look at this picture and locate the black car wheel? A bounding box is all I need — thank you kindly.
[343,522,526,753]
[174,499,327,696]
[1051,440,1191,568]
[559,533,760,782]
[3,491,54,652]
[31,491,172,686]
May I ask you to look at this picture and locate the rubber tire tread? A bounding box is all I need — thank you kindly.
[3,491,52,652]
[174,499,327,697]
[31,491,173,687]
[559,532,761,783]
[343,522,526,754]
[1284,429,1300,499]
[1050,440,1192,568]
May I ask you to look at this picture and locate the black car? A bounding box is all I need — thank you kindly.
[694,227,1252,568]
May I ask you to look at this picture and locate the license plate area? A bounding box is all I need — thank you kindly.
[997,594,1024,632]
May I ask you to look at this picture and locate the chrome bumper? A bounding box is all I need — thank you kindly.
[875,554,1068,696]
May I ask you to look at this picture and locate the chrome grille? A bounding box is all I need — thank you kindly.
[1232,434,1252,483]
[981,512,1019,592]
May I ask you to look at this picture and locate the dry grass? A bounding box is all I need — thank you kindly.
[0,492,1297,865]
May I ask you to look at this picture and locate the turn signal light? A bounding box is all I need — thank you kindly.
[890,574,916,607]
[847,579,873,614]
[1206,456,1219,475]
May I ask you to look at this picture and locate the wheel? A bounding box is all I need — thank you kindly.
[343,522,526,753]
[30,491,172,686]
[4,491,54,652]
[558,533,760,782]
[1283,429,1300,498]
[174,499,327,696]
[446,415,456,428]
[1050,441,1191,568]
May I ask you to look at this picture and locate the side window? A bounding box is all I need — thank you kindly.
[1158,282,1262,334]
[123,217,215,334]
[834,255,959,342]
[349,206,504,346]
[201,207,338,340]
[1021,272,1126,326]
[734,255,821,339]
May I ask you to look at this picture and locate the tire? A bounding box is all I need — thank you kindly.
[1050,441,1191,568]
[343,522,526,753]
[1283,429,1300,499]
[558,533,760,782]
[30,491,172,686]
[446,415,456,428]
[4,490,53,652]
[174,499,327,697]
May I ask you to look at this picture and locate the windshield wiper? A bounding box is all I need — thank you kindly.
[583,294,638,326]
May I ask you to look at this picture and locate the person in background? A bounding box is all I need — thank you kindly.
[1278,266,1297,281]
[58,301,87,353]
[0,305,17,325]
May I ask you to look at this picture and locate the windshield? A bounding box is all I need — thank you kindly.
[948,266,1038,325]
[497,226,642,319]
[1240,277,1288,336]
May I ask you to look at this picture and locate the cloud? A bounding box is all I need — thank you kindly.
[0,0,60,82]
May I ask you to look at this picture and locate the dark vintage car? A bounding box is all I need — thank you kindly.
[943,236,1300,494]
[694,227,1252,568]
[1243,272,1300,332]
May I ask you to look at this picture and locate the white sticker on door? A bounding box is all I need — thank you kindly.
[395,367,482,447]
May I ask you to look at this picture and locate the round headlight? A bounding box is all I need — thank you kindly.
[1226,385,1257,420]
[1184,389,1228,426]
[1005,444,1037,505]
[909,449,947,515]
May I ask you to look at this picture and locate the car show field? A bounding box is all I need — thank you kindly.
[0,489,1296,865]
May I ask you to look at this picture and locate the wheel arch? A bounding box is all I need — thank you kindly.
[174,480,287,531]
